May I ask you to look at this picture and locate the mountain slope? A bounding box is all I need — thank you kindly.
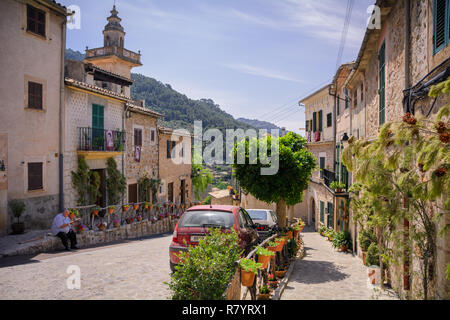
[65,49,254,132]
[237,118,284,135]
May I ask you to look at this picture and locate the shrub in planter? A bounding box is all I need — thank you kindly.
[330,181,346,192]
[257,284,271,300]
[113,219,120,228]
[287,238,298,258]
[358,228,376,253]
[8,199,26,234]
[256,247,275,269]
[319,225,327,236]
[167,228,243,300]
[240,258,263,287]
[366,243,379,267]
[332,231,352,252]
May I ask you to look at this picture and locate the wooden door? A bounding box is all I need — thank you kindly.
[128,183,138,204]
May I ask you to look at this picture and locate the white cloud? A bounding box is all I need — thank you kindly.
[222,63,305,83]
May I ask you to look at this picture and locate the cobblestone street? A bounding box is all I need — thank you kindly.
[0,234,173,300]
[281,228,399,300]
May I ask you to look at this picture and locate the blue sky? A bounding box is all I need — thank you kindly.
[61,0,374,134]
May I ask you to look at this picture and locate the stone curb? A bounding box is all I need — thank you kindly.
[272,237,305,300]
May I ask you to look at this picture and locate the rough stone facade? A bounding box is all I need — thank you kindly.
[0,0,69,233]
[124,109,159,203]
[158,129,192,205]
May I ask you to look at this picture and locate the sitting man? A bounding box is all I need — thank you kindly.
[51,210,79,251]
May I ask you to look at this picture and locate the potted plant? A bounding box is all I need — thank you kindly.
[286,226,294,239]
[267,241,278,252]
[158,212,165,220]
[76,224,87,234]
[359,228,376,265]
[8,199,26,234]
[126,217,134,224]
[325,228,335,241]
[92,206,100,216]
[330,181,346,193]
[256,247,275,269]
[257,284,271,300]
[332,231,352,252]
[144,202,150,209]
[275,266,287,279]
[239,258,263,287]
[97,221,107,231]
[108,206,115,215]
[123,204,130,212]
[151,216,157,224]
[133,203,140,211]
[319,225,327,236]
[136,214,143,222]
[113,219,120,228]
[267,273,278,289]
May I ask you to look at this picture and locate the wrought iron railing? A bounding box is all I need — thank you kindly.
[323,169,336,189]
[77,127,125,152]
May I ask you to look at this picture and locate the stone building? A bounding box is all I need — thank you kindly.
[339,0,450,299]
[301,84,336,230]
[64,61,130,209]
[124,102,162,204]
[0,0,71,233]
[158,127,192,205]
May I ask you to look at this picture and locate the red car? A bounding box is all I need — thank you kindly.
[169,205,260,272]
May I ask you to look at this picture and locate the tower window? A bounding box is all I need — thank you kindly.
[27,4,46,37]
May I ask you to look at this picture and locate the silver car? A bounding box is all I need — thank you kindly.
[246,209,278,239]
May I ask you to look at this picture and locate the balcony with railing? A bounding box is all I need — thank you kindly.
[77,127,126,159]
[323,169,336,189]
[85,46,142,66]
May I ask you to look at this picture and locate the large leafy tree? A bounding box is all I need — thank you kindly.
[233,132,316,227]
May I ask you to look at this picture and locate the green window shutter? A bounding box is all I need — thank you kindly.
[327,113,332,127]
[379,42,386,126]
[320,201,325,223]
[318,110,323,132]
[434,0,448,54]
[92,104,104,129]
[313,112,317,132]
[327,202,334,228]
[336,145,340,182]
[345,89,349,109]
[167,140,171,159]
[305,120,309,132]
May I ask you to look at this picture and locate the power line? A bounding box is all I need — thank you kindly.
[335,0,354,70]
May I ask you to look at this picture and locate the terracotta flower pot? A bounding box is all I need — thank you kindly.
[275,270,286,279]
[341,245,347,252]
[108,208,115,214]
[257,293,271,300]
[275,242,283,252]
[257,255,271,269]
[268,280,278,289]
[287,231,293,239]
[123,206,129,212]
[144,204,149,209]
[241,270,256,287]
[113,222,120,228]
[134,204,139,210]
[93,210,99,216]
[267,245,277,252]
[293,230,299,238]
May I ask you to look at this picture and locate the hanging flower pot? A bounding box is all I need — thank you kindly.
[241,269,256,287]
[97,222,106,231]
[134,204,140,211]
[113,219,120,228]
[239,258,262,287]
[256,247,275,269]
[126,217,134,224]
[151,216,157,224]
[275,270,286,279]
[108,206,115,215]
[136,215,143,222]
[123,205,130,212]
[287,231,293,239]
[144,202,150,209]
[92,207,100,216]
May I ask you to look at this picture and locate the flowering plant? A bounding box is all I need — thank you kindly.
[97,222,107,230]
[151,216,157,224]
[76,224,86,233]
[136,214,143,221]
[268,274,275,281]
[113,219,120,228]
[126,217,134,224]
[158,212,165,220]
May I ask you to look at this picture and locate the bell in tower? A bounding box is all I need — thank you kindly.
[103,5,125,48]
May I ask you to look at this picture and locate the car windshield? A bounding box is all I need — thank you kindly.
[246,210,268,221]
[178,210,234,229]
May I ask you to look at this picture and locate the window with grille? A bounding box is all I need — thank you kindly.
[27,4,46,37]
[134,128,142,146]
[327,113,332,127]
[433,0,449,54]
[28,162,43,191]
[28,81,43,109]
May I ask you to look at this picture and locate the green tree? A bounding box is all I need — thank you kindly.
[106,157,126,205]
[233,132,316,227]
[192,153,213,200]
[71,155,101,206]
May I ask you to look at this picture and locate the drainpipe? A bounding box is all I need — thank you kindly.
[403,0,411,294]
[122,104,130,205]
[59,17,67,212]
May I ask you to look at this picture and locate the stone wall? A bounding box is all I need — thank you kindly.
[124,111,159,202]
[158,132,192,204]
[2,217,177,257]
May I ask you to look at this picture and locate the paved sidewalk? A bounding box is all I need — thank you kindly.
[281,227,399,300]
